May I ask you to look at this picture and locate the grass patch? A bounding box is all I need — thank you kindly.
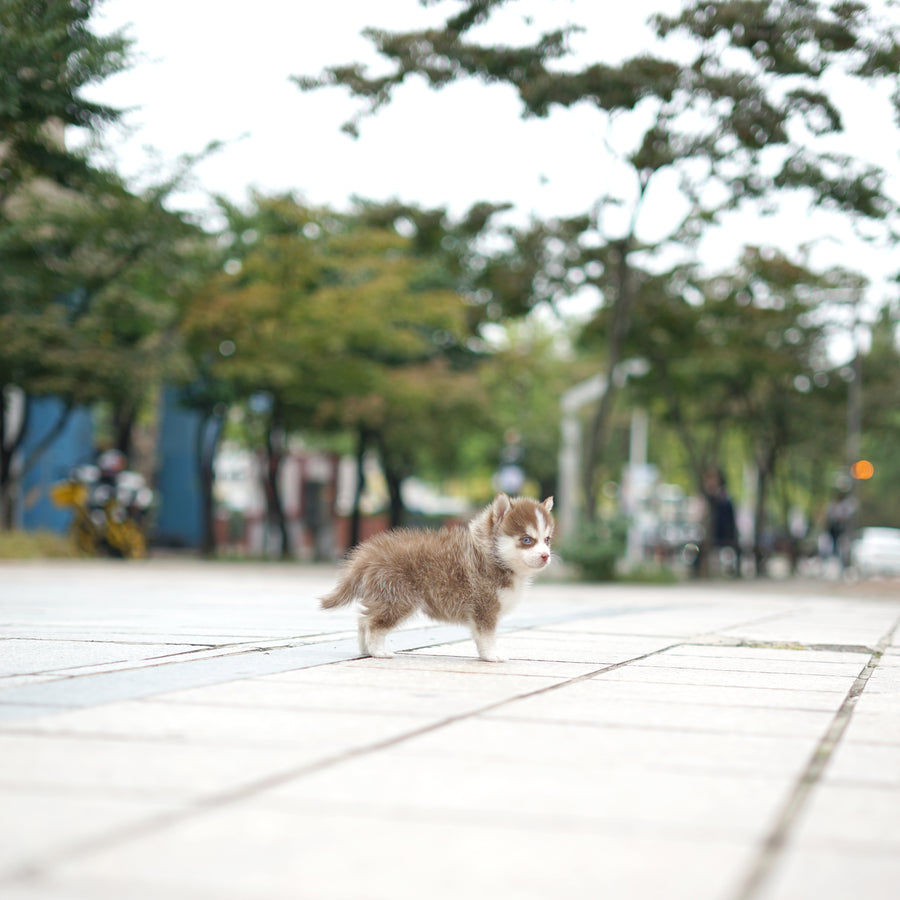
[0,529,79,559]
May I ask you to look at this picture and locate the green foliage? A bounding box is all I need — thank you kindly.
[298,0,900,236]
[477,320,591,494]
[0,0,130,203]
[858,302,900,526]
[296,0,900,537]
[1,175,209,421]
[557,517,629,582]
[180,194,505,526]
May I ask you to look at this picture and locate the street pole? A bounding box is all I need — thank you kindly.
[845,292,863,544]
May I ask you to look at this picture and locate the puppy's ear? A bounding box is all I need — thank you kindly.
[492,493,511,521]
[542,496,554,512]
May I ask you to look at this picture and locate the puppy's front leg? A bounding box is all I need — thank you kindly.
[471,625,506,663]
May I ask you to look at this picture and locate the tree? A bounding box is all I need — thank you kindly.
[297,0,900,521]
[614,248,857,572]
[1,0,132,527]
[478,319,591,500]
[181,194,496,554]
[0,0,129,207]
[0,168,209,528]
[857,301,900,526]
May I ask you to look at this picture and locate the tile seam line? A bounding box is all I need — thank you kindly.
[0,604,690,723]
[731,609,900,900]
[398,606,796,657]
[0,598,668,695]
[1,638,690,886]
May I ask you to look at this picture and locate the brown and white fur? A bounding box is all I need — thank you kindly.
[320,493,555,662]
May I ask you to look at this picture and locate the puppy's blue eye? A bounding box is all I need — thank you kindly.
[521,536,534,545]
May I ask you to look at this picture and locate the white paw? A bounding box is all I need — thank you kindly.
[480,654,507,663]
[368,649,394,659]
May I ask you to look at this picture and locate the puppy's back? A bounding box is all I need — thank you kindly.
[321,525,507,621]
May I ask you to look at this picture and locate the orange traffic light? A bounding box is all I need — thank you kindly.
[850,459,874,480]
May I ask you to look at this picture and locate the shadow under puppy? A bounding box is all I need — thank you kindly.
[320,493,555,661]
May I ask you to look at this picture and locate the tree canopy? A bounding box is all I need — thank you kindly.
[297,0,900,524]
[0,0,130,208]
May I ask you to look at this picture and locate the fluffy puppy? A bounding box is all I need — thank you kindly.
[320,493,554,661]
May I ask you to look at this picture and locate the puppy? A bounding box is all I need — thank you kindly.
[320,493,554,661]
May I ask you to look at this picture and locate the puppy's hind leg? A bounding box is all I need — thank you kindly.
[364,624,393,659]
[356,602,396,658]
[357,610,394,658]
[359,588,419,659]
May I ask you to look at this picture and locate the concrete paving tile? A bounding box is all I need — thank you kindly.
[721,603,898,649]
[258,659,568,693]
[575,609,782,638]
[147,676,522,718]
[540,601,787,630]
[759,846,900,900]
[0,674,62,690]
[0,628,301,644]
[0,642,314,687]
[0,732,314,800]
[491,692,834,737]
[1,698,431,753]
[839,709,900,743]
[252,748,794,841]
[789,782,900,850]
[2,563,898,900]
[598,663,854,693]
[823,740,900,787]
[406,634,625,665]
[665,644,871,666]
[345,653,598,679]
[865,665,900,691]
[0,885,94,900]
[0,639,214,678]
[0,788,179,880]
[387,715,817,777]
[23,806,757,900]
[504,631,683,660]
[637,651,865,678]
[578,674,846,711]
[0,639,368,725]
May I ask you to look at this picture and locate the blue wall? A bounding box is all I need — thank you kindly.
[20,398,94,532]
[154,387,204,547]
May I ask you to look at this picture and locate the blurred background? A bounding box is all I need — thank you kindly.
[1,0,898,579]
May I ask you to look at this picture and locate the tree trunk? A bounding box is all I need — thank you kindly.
[349,427,368,550]
[384,465,404,529]
[0,387,27,530]
[113,398,137,458]
[753,448,776,577]
[197,408,225,558]
[582,239,635,521]
[373,431,406,529]
[264,415,293,560]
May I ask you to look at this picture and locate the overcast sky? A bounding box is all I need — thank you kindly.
[83,0,898,349]
[86,1,687,219]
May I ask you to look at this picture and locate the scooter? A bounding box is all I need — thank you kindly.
[50,453,154,558]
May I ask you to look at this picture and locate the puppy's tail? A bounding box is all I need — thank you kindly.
[319,576,357,610]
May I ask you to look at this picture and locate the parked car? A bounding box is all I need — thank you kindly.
[851,527,900,577]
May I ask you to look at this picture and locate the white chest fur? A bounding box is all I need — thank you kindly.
[498,579,527,615]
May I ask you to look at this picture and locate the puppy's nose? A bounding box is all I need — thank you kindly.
[540,552,550,562]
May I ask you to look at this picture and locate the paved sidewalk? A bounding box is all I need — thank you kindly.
[1,559,898,900]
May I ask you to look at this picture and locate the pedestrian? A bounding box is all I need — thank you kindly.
[824,489,855,570]
[703,466,741,576]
